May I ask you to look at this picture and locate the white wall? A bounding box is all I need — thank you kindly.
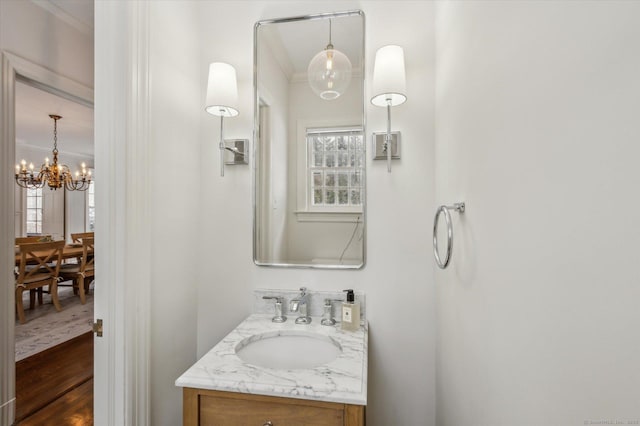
[197,2,436,425]
[0,0,93,89]
[435,1,640,425]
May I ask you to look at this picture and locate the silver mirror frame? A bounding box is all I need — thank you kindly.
[252,10,366,270]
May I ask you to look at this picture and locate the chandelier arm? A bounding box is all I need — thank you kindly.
[16,114,92,191]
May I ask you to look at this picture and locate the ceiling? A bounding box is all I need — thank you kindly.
[16,0,94,159]
[34,0,94,35]
[262,13,364,79]
[16,81,94,157]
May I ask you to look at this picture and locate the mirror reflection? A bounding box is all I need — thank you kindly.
[254,11,365,268]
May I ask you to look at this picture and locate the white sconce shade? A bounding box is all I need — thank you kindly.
[205,62,239,117]
[371,45,407,107]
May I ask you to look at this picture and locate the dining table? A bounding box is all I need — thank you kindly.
[14,243,93,266]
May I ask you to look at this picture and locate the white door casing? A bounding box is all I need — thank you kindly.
[94,1,151,425]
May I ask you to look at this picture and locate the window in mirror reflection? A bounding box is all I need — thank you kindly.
[308,127,364,209]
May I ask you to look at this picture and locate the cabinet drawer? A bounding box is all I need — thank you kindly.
[184,388,365,426]
[200,394,343,426]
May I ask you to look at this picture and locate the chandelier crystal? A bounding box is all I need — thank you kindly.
[15,114,92,191]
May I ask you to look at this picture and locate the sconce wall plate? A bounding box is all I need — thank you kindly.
[224,139,249,165]
[372,131,401,160]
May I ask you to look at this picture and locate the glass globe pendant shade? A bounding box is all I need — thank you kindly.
[307,47,352,100]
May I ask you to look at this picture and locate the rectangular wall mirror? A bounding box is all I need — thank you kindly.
[253,10,365,269]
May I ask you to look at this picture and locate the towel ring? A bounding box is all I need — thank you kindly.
[433,202,465,269]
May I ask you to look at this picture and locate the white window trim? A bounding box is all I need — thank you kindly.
[295,117,364,221]
[294,210,363,223]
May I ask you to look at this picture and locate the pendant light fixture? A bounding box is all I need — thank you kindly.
[307,19,352,100]
[15,114,92,191]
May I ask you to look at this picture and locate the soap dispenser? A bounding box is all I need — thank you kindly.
[341,289,360,331]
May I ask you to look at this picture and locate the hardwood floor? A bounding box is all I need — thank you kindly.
[15,331,93,425]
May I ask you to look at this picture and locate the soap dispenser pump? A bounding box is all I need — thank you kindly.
[341,289,360,331]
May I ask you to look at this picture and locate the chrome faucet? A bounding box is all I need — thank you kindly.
[289,287,311,324]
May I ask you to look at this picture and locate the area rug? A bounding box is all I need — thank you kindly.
[15,285,94,361]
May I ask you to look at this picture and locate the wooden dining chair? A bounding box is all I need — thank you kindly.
[15,240,65,324]
[70,232,94,243]
[15,235,52,244]
[59,237,94,304]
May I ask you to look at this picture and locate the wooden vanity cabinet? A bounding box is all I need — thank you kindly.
[183,388,365,426]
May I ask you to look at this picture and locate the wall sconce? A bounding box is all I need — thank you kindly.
[224,139,249,165]
[371,45,406,173]
[205,62,239,177]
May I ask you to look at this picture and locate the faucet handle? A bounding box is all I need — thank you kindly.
[299,286,307,294]
[262,296,287,323]
[321,299,343,326]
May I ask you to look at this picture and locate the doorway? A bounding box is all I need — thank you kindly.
[0,51,95,425]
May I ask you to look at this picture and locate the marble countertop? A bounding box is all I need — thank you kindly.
[175,314,368,406]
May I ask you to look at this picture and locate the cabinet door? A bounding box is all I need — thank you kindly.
[199,394,344,426]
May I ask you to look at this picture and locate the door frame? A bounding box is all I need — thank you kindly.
[0,50,94,425]
[94,1,151,425]
[1,1,152,424]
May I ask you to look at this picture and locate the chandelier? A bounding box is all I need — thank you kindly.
[307,19,352,100]
[15,114,92,191]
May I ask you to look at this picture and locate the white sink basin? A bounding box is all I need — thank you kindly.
[235,331,342,370]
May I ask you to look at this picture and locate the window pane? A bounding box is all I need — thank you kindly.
[312,171,323,187]
[351,171,362,186]
[337,137,348,151]
[355,135,363,150]
[27,210,36,221]
[313,137,323,152]
[313,153,323,167]
[324,136,336,151]
[325,190,336,205]
[338,152,349,167]
[324,172,336,187]
[36,210,42,221]
[27,197,36,208]
[313,189,323,205]
[338,190,349,205]
[337,173,349,187]
[26,222,36,234]
[36,196,42,209]
[350,189,361,205]
[325,153,336,168]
